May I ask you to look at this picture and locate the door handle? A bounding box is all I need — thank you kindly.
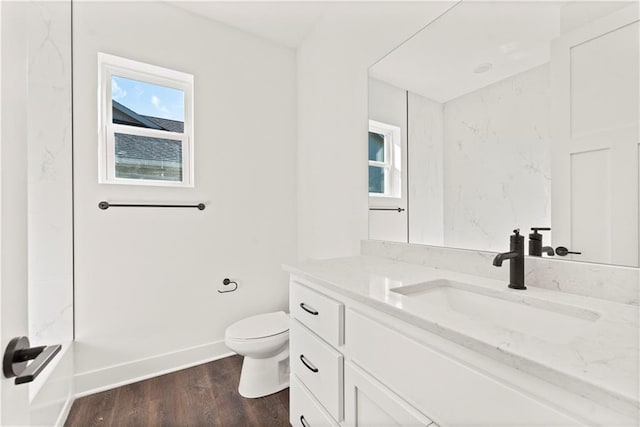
[3,336,61,385]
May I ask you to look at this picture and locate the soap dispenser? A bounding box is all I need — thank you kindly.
[528,227,555,257]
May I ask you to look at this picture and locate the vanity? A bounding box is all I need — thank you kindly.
[285,255,639,427]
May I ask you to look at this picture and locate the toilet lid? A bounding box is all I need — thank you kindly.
[226,311,289,340]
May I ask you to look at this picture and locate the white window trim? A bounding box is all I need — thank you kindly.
[98,53,195,187]
[369,120,401,199]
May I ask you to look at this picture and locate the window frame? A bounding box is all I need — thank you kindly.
[368,120,398,198]
[98,53,195,187]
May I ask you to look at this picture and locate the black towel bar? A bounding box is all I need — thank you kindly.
[98,201,205,210]
[369,207,405,212]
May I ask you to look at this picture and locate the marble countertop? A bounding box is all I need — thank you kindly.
[284,255,639,417]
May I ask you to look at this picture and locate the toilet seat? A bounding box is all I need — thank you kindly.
[225,311,289,341]
[226,330,288,344]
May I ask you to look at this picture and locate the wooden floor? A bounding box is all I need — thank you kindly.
[64,355,290,427]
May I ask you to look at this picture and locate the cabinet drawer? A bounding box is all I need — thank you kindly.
[347,309,583,426]
[290,319,343,421]
[290,280,344,347]
[290,375,340,427]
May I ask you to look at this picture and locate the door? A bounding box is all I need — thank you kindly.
[551,4,639,266]
[1,2,32,423]
[344,362,434,427]
[1,1,74,424]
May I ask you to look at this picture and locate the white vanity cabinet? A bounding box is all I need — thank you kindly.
[289,275,632,427]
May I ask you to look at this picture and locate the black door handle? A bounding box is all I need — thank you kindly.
[3,336,61,385]
[300,415,310,427]
[299,354,319,373]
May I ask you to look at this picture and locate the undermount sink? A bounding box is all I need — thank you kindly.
[390,279,600,344]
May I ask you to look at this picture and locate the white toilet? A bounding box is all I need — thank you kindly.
[224,311,290,398]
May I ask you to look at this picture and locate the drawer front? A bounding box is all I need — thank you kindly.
[290,375,340,427]
[290,319,343,421]
[290,280,344,347]
[347,309,584,426]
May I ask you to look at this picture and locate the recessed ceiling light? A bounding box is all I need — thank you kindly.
[474,63,493,74]
[499,42,518,54]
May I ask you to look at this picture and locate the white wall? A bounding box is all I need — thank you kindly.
[73,2,297,394]
[443,64,552,252]
[368,79,444,246]
[368,78,407,243]
[407,92,444,246]
[297,2,456,260]
[370,65,549,252]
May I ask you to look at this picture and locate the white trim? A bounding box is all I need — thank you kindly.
[73,340,233,398]
[368,120,402,198]
[111,123,185,140]
[54,395,74,427]
[27,342,75,426]
[98,53,195,187]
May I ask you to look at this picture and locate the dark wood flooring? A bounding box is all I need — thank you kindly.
[64,355,290,427]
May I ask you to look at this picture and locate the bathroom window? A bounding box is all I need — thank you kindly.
[98,53,194,186]
[368,120,401,197]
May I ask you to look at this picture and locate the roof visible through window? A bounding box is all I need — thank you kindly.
[112,75,184,122]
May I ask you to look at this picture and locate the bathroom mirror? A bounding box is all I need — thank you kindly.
[368,1,639,267]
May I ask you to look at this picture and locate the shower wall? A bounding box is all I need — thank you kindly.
[27,0,74,347]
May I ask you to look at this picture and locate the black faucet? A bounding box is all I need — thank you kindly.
[493,229,526,290]
[528,227,554,257]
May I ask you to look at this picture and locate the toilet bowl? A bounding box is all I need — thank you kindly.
[224,311,290,398]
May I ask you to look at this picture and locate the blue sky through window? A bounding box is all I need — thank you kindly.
[112,75,184,122]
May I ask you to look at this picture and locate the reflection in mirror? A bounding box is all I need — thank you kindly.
[368,1,639,267]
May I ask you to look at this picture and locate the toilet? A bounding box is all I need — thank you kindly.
[224,311,290,398]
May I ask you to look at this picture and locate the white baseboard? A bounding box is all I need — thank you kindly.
[74,340,234,398]
[54,393,74,427]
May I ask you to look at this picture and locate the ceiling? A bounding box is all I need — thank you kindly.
[369,1,566,103]
[169,1,332,48]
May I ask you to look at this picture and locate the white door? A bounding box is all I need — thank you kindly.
[1,2,33,423]
[551,4,639,266]
[344,362,433,427]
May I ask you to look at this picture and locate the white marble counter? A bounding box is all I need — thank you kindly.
[284,255,639,418]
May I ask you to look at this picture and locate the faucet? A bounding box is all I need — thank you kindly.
[528,227,554,257]
[493,229,526,290]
